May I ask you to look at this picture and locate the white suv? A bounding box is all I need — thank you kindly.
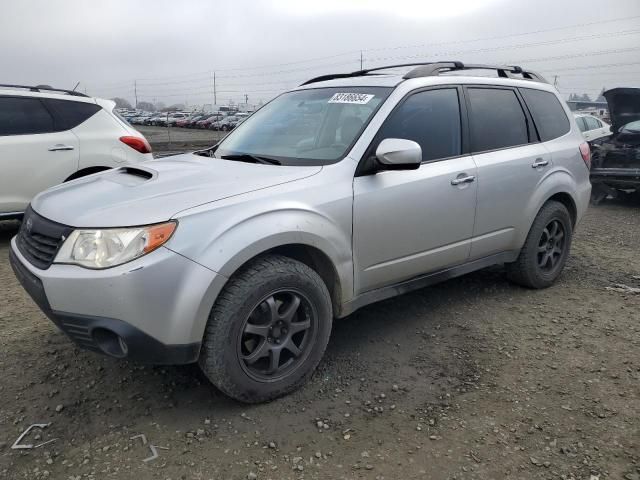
[0,85,152,219]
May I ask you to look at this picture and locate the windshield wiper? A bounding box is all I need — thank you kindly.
[220,153,281,165]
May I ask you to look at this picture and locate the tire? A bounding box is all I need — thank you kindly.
[506,200,573,289]
[199,254,332,403]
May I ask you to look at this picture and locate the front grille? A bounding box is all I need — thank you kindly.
[16,207,72,270]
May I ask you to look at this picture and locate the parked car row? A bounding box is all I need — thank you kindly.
[118,110,251,131]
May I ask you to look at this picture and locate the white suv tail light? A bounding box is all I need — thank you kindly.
[120,136,152,154]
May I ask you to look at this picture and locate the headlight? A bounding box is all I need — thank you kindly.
[54,222,177,269]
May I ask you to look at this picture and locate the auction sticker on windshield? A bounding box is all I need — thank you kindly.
[328,93,375,104]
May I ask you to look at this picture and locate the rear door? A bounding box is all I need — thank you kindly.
[0,96,79,214]
[465,86,550,259]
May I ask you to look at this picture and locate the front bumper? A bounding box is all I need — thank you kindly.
[10,239,223,364]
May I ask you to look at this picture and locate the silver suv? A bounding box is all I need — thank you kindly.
[10,62,592,403]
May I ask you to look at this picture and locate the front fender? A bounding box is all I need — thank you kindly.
[211,208,353,296]
[167,200,353,339]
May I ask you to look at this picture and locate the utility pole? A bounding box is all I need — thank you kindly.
[553,75,558,88]
[134,80,138,109]
[244,93,248,104]
[212,71,217,106]
[360,50,363,70]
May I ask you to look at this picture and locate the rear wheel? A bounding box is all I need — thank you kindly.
[199,255,332,403]
[506,201,572,289]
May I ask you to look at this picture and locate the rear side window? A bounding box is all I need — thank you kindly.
[0,96,55,135]
[575,117,588,132]
[45,99,101,130]
[467,88,529,152]
[520,88,570,141]
[377,88,462,162]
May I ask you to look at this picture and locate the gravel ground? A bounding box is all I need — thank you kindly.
[1,196,639,479]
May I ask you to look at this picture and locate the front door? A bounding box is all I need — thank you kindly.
[353,87,477,294]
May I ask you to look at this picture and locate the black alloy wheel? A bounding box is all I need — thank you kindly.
[537,219,565,273]
[238,290,315,381]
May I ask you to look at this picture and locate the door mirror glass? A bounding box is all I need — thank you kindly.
[375,138,422,170]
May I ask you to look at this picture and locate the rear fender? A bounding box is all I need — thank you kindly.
[517,169,579,246]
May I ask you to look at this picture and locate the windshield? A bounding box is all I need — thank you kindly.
[214,86,391,165]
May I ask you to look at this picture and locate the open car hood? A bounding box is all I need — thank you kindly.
[604,87,640,132]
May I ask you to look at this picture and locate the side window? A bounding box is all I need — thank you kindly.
[467,88,529,152]
[45,99,101,130]
[584,116,600,131]
[0,96,55,136]
[520,88,570,141]
[376,88,462,162]
[576,117,588,132]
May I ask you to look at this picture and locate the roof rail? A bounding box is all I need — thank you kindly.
[300,61,547,86]
[0,84,89,97]
[402,62,547,83]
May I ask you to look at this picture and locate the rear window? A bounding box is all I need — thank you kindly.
[0,96,55,135]
[520,88,570,141]
[467,88,529,152]
[45,99,101,130]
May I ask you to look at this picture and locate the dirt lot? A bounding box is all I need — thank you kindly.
[1,186,639,479]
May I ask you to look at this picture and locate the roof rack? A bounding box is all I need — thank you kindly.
[300,61,547,86]
[0,84,89,97]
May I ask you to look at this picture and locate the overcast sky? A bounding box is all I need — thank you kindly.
[2,0,639,107]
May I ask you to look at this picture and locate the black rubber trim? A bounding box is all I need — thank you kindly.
[338,251,518,317]
[9,249,200,365]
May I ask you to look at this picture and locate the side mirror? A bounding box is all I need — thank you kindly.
[375,138,422,170]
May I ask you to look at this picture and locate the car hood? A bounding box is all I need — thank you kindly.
[31,153,322,227]
[604,87,640,132]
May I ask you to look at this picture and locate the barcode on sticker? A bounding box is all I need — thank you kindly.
[328,93,374,104]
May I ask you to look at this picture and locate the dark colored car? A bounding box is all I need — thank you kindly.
[590,87,640,203]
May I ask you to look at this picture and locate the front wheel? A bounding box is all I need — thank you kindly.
[506,200,573,289]
[199,255,332,403]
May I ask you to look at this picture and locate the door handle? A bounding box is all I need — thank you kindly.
[48,144,75,151]
[451,175,476,186]
[531,158,549,168]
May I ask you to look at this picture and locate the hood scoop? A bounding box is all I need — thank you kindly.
[119,166,154,179]
[105,166,156,186]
